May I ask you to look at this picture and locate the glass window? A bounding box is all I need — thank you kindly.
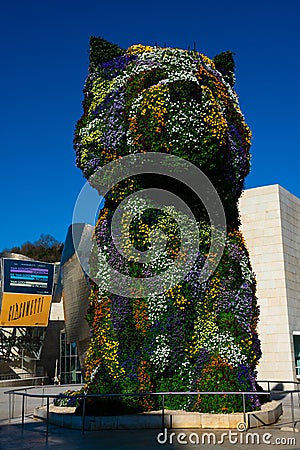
[293,334,300,376]
[60,332,66,357]
[71,342,77,356]
[59,331,83,384]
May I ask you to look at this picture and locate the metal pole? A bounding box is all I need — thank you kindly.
[46,396,50,437]
[21,395,25,428]
[82,395,86,435]
[291,391,295,432]
[161,394,165,429]
[41,388,45,407]
[242,393,246,428]
[12,392,15,419]
[8,393,11,423]
[25,389,28,416]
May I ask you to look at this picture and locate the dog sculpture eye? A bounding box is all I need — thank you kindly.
[73,37,261,414]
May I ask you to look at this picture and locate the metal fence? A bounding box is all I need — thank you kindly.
[0,372,38,381]
[4,382,300,437]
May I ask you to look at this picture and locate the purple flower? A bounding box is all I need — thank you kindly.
[110,294,131,332]
[99,54,136,80]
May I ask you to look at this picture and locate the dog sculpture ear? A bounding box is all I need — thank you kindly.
[89,36,124,71]
[213,51,236,87]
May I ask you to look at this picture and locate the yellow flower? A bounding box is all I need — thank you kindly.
[126,44,154,55]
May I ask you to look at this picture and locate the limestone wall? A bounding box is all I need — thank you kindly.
[240,184,300,382]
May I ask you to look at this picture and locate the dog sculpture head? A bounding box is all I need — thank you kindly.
[74,38,251,227]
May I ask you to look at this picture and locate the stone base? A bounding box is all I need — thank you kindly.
[34,401,282,430]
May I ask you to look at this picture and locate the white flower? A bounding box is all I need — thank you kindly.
[95,251,111,295]
[90,365,100,382]
[78,118,102,137]
[150,334,171,372]
[240,253,255,283]
[147,293,168,323]
[203,332,247,367]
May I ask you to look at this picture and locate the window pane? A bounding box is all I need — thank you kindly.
[70,357,76,371]
[293,335,300,376]
[71,342,77,356]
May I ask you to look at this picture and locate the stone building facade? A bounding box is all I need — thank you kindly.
[239,184,300,382]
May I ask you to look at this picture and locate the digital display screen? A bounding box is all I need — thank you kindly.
[2,259,54,295]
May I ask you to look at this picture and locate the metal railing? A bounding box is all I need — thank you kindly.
[0,375,48,387]
[258,380,300,391]
[4,384,82,423]
[0,372,46,381]
[0,372,27,380]
[4,384,299,437]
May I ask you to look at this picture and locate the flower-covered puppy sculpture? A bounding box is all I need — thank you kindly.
[74,37,261,414]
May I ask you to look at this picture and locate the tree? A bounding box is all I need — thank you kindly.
[2,234,63,262]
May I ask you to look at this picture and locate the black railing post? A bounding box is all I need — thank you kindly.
[161,394,165,429]
[21,395,25,428]
[25,389,28,416]
[291,391,295,432]
[242,393,246,428]
[41,388,45,407]
[46,396,50,438]
[82,394,86,435]
[8,393,11,423]
[12,392,15,420]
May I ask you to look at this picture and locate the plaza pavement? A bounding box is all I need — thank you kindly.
[1,385,300,450]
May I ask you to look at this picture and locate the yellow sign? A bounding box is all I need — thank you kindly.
[0,293,52,327]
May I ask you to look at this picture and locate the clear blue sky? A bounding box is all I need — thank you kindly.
[1,0,299,250]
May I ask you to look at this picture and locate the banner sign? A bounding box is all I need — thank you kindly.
[0,293,52,326]
[0,259,54,327]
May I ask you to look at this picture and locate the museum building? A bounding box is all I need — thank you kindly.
[1,184,300,385]
[239,184,300,382]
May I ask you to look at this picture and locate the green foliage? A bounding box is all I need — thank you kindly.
[213,51,236,86]
[89,36,124,72]
[3,233,63,262]
[192,355,255,413]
